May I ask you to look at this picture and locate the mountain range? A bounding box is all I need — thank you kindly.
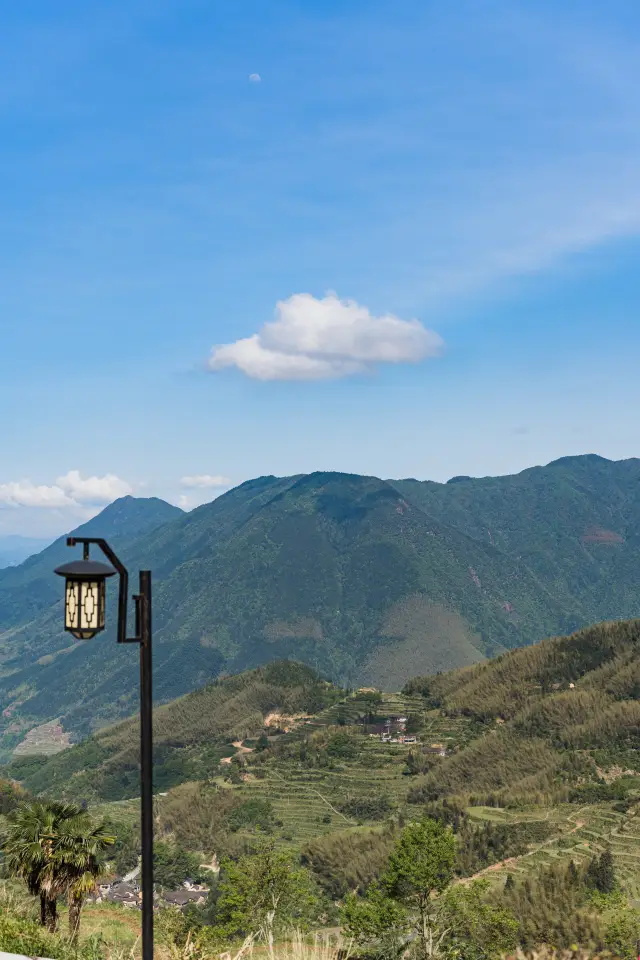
[1,452,640,757]
[0,535,53,569]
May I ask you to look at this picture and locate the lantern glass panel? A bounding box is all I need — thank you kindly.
[65,578,105,639]
[80,580,101,632]
[65,580,80,632]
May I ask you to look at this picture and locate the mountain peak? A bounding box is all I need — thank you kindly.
[546,453,612,469]
[73,496,183,539]
[0,496,184,630]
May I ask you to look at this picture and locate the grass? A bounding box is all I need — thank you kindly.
[0,880,142,955]
[0,878,345,960]
[68,902,141,954]
[94,797,140,826]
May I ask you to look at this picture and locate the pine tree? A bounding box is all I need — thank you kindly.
[586,856,600,890]
[404,751,418,776]
[504,874,515,893]
[597,847,616,894]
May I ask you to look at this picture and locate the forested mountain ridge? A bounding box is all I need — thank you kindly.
[392,453,640,631]
[2,454,640,756]
[404,616,640,720]
[404,618,640,802]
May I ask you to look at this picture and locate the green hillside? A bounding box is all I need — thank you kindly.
[393,453,640,632]
[5,660,342,800]
[10,621,640,907]
[13,618,640,816]
[8,640,640,959]
[149,620,640,904]
[3,454,640,754]
[404,618,640,802]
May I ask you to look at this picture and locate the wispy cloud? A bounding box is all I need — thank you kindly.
[7,2,640,331]
[180,474,231,489]
[375,7,640,303]
[198,3,640,313]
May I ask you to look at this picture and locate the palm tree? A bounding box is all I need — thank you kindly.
[2,800,81,930]
[51,809,115,941]
[2,800,115,938]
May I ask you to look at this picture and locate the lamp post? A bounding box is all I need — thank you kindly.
[55,538,154,960]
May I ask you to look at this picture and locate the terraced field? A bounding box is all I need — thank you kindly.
[307,692,427,728]
[240,747,410,839]
[94,692,479,858]
[93,796,140,830]
[467,796,640,898]
[208,693,479,847]
[304,690,475,745]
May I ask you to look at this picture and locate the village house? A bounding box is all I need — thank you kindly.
[89,876,210,912]
[163,889,208,909]
[103,881,141,908]
[424,743,447,757]
[183,880,209,892]
[362,715,408,736]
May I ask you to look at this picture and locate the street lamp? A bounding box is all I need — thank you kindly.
[55,538,154,960]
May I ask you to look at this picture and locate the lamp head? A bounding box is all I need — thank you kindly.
[54,558,116,640]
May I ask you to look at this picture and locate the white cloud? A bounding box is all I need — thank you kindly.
[0,481,73,508]
[177,494,193,510]
[0,471,133,509]
[208,293,443,381]
[56,470,132,503]
[180,474,231,489]
[249,73,262,82]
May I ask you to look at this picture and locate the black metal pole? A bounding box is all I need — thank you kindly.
[139,570,154,960]
[60,539,155,954]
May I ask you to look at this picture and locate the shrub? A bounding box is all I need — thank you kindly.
[326,733,358,759]
[338,794,393,821]
[226,798,274,833]
[0,911,104,959]
[301,826,396,898]
[153,842,208,889]
[569,782,629,803]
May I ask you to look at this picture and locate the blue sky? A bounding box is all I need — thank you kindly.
[2,0,640,536]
